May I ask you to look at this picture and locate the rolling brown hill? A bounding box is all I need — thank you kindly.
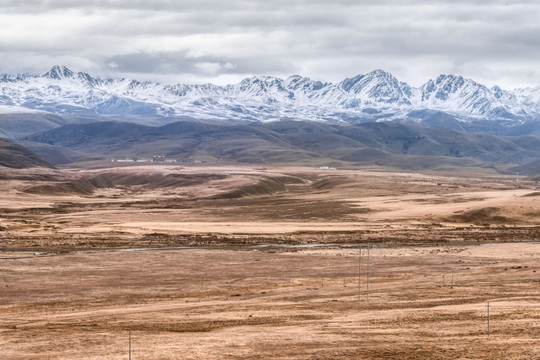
[22,120,540,171]
[0,138,53,169]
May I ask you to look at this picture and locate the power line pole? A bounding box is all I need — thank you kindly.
[358,248,361,300]
[487,302,490,337]
[366,247,370,301]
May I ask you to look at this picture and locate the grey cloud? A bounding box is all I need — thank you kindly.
[106,52,299,78]
[1,0,535,11]
[1,1,540,88]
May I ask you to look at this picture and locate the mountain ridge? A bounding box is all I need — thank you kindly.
[23,120,540,172]
[2,66,540,136]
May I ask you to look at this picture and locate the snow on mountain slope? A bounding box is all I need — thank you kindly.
[0,105,45,114]
[0,65,539,125]
[340,69,412,107]
[416,74,526,119]
[514,86,540,113]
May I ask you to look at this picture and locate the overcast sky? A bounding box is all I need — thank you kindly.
[1,0,539,89]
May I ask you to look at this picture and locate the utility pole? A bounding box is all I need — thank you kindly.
[366,247,370,301]
[358,248,361,300]
[129,330,132,360]
[487,302,490,337]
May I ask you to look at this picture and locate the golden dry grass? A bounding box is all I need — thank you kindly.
[1,163,539,359]
[1,244,539,359]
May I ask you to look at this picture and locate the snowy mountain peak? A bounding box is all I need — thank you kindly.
[285,75,327,92]
[340,70,412,106]
[417,74,523,118]
[238,75,283,88]
[76,71,96,85]
[233,76,293,101]
[42,65,75,80]
[1,66,539,128]
[515,86,540,112]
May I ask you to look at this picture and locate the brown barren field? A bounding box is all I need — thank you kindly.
[1,163,539,359]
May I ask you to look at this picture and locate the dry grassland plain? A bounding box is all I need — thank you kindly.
[1,163,539,359]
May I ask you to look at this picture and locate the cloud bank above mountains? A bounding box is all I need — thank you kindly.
[1,0,540,89]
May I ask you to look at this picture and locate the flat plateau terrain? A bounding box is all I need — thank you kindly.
[1,163,539,359]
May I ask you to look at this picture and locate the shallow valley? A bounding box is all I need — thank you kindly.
[1,163,539,359]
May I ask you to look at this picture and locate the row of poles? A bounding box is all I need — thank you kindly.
[357,246,491,336]
[356,246,492,337]
[126,245,495,358]
[126,247,371,358]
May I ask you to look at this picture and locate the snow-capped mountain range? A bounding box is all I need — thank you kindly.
[2,65,540,127]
